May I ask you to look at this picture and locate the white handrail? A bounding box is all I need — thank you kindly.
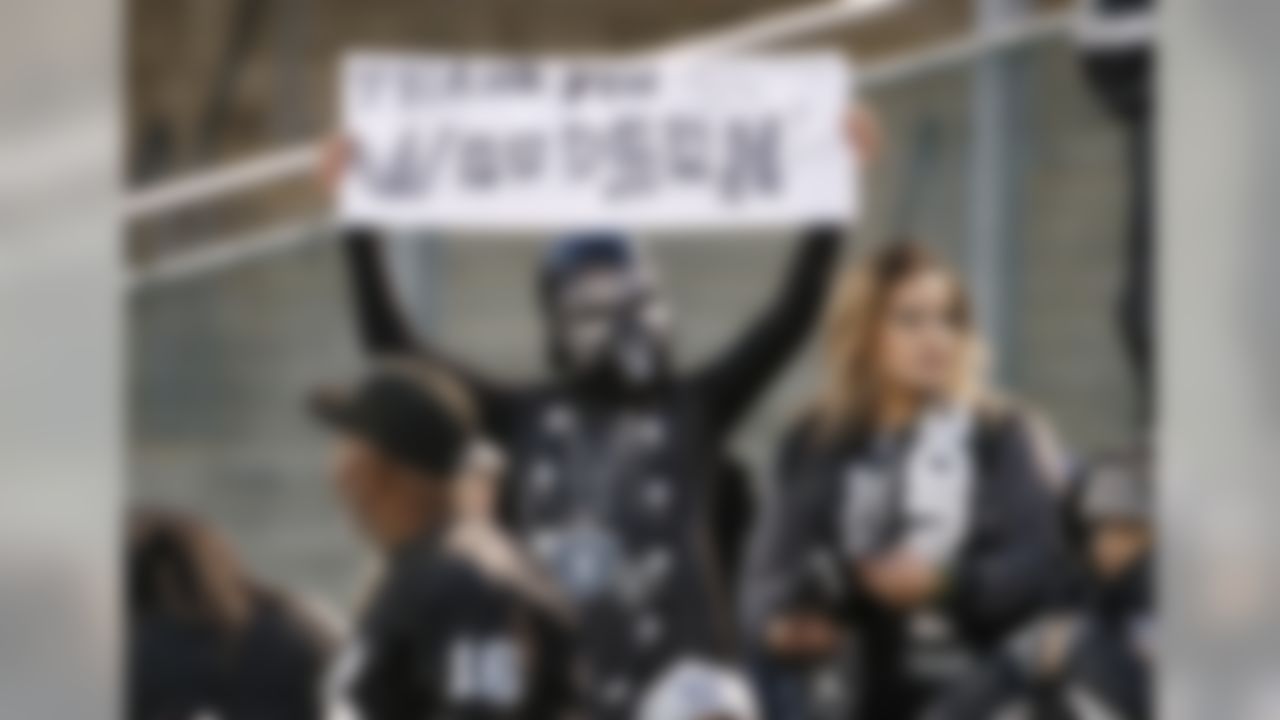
[126,144,321,221]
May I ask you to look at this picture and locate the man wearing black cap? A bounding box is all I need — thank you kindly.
[312,362,576,720]
[328,111,868,719]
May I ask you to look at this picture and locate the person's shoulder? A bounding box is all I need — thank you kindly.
[778,409,826,451]
[420,552,532,645]
[364,542,492,631]
[972,395,1072,493]
[972,394,1043,441]
[403,542,499,602]
[363,550,504,649]
[778,408,873,458]
[252,587,341,659]
[445,521,572,621]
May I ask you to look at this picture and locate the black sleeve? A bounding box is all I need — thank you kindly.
[341,227,528,443]
[693,225,845,438]
[739,430,805,641]
[341,574,424,720]
[344,227,421,355]
[945,417,1070,636]
[739,422,851,646]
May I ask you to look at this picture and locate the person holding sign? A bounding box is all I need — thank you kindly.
[325,59,871,719]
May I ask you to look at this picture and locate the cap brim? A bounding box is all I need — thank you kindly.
[307,372,470,481]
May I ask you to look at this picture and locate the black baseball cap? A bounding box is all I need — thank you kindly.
[309,363,474,479]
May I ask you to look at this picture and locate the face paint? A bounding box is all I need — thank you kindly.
[553,266,672,392]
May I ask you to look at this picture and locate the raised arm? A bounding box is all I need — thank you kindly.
[339,228,527,443]
[694,225,845,437]
[343,227,422,355]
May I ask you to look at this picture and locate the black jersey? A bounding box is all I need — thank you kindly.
[331,530,575,720]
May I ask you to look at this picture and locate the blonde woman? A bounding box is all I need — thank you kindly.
[741,242,1068,720]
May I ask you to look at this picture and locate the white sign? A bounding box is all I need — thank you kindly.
[340,53,857,230]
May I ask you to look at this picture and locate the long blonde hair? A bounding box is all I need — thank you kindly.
[814,242,987,437]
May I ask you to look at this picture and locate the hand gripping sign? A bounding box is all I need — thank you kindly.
[340,53,858,230]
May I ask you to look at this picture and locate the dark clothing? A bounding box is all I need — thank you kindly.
[710,456,757,597]
[129,594,329,720]
[1070,557,1153,720]
[932,557,1153,720]
[341,226,843,718]
[334,530,575,720]
[741,409,1068,720]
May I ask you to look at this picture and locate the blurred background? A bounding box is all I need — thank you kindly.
[126,0,1140,612]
